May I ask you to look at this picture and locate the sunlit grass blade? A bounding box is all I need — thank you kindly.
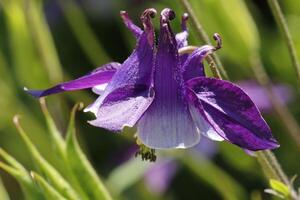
[0,149,41,199]
[57,0,110,65]
[179,153,246,200]
[267,0,300,84]
[13,115,81,200]
[1,0,49,87]
[30,172,68,200]
[0,148,28,176]
[65,103,112,200]
[0,177,10,200]
[0,162,43,200]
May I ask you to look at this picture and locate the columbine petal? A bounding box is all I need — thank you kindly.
[86,9,156,131]
[187,77,279,150]
[186,88,224,141]
[182,45,216,81]
[189,103,224,141]
[25,62,120,98]
[137,9,200,149]
[182,46,223,141]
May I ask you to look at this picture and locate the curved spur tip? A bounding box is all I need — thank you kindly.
[213,33,222,50]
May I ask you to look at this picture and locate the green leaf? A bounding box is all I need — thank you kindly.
[1,0,49,88]
[269,179,290,197]
[40,100,92,200]
[13,116,81,200]
[39,99,66,161]
[0,177,10,200]
[31,172,68,200]
[264,189,285,199]
[65,103,112,200]
[0,148,27,174]
[0,162,43,200]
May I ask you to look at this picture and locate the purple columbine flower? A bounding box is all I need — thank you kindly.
[25,8,279,151]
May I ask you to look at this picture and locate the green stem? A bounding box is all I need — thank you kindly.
[256,151,288,184]
[267,0,300,83]
[178,0,228,79]
[256,151,299,200]
[250,54,300,150]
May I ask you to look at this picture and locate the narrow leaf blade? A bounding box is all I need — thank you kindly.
[66,103,112,200]
[31,172,68,200]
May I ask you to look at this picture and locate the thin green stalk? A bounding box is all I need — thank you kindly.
[267,0,300,84]
[256,151,288,184]
[178,0,228,79]
[250,54,300,150]
[256,151,299,200]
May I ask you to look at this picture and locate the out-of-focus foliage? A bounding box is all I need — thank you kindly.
[0,102,112,200]
[0,0,300,199]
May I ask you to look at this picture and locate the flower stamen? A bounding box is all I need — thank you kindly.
[135,135,157,162]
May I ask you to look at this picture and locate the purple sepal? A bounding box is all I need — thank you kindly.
[88,85,154,131]
[25,62,120,98]
[187,77,279,150]
[85,9,156,131]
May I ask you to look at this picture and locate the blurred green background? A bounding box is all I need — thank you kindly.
[0,0,300,199]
